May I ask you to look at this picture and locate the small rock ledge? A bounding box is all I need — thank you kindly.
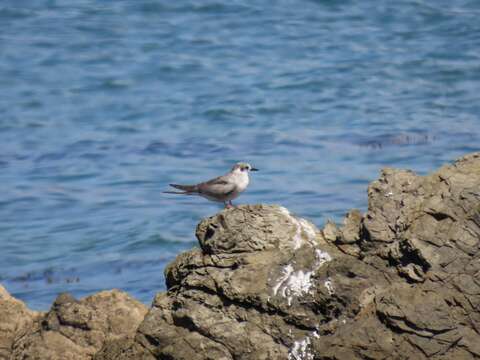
[2,152,480,360]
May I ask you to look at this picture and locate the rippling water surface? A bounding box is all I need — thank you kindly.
[1,0,479,309]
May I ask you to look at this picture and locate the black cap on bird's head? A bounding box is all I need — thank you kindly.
[232,162,259,172]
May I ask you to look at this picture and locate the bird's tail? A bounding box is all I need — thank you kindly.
[163,183,198,195]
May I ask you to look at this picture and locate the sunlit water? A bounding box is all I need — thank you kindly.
[1,0,479,309]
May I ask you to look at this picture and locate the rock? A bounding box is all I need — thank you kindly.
[330,151,480,359]
[0,284,42,360]
[11,289,147,360]
[109,205,389,360]
[335,209,363,257]
[3,152,480,360]
[339,209,363,244]
[322,219,339,243]
[109,152,480,360]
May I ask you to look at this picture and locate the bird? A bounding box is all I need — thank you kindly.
[164,162,259,208]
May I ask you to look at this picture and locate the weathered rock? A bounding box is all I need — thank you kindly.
[106,204,389,360]
[0,284,42,360]
[3,152,480,360]
[11,289,147,360]
[315,152,480,359]
[110,152,480,360]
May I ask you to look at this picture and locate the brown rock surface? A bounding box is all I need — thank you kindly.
[0,284,42,360]
[115,152,480,360]
[2,152,480,359]
[130,205,358,360]
[7,289,147,360]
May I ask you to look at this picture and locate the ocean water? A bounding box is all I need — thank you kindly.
[1,0,479,310]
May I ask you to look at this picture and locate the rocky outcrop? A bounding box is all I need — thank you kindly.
[0,285,41,360]
[116,204,359,360]
[0,289,147,360]
[309,152,480,359]
[2,152,480,359]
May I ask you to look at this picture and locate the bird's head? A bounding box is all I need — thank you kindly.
[231,162,259,173]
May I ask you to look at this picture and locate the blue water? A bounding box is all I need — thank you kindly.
[1,0,479,310]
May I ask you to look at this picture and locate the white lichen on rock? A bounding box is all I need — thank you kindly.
[278,206,318,249]
[272,210,332,305]
[289,335,314,360]
[298,218,317,245]
[273,265,313,306]
[272,264,294,299]
[324,277,335,295]
[315,249,332,266]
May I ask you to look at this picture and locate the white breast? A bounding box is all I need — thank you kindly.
[234,171,250,192]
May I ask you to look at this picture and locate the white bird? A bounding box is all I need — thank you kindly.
[164,162,258,208]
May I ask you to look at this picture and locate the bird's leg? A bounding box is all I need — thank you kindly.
[224,201,233,209]
[229,200,233,208]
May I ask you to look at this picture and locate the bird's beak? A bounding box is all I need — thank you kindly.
[250,168,259,171]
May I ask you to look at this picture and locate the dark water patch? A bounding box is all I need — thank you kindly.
[66,139,103,152]
[45,190,80,203]
[120,111,151,123]
[0,196,39,208]
[35,152,67,162]
[0,7,34,20]
[180,2,253,15]
[78,152,106,160]
[256,105,294,115]
[270,79,328,92]
[22,100,43,109]
[100,78,131,90]
[143,141,169,154]
[292,190,318,196]
[355,133,436,150]
[276,137,323,149]
[48,222,89,234]
[129,1,255,16]
[103,179,155,188]
[203,108,238,121]
[130,2,173,14]
[8,266,81,287]
[54,172,100,182]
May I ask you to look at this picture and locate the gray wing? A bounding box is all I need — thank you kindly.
[197,174,236,199]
